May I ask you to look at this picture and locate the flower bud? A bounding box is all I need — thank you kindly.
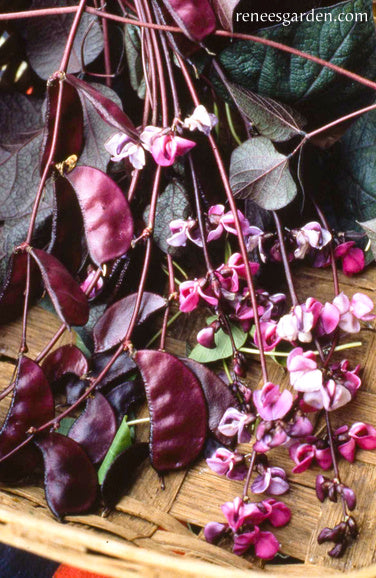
[346,516,359,538]
[340,486,356,511]
[197,326,216,349]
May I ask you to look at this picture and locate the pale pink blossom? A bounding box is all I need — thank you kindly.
[166,218,202,247]
[332,292,375,333]
[207,204,252,242]
[104,132,145,169]
[253,383,293,421]
[183,105,218,136]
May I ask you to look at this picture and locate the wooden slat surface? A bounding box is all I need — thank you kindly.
[0,267,376,575]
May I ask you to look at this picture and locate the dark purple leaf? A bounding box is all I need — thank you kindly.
[101,442,149,508]
[183,358,237,445]
[93,292,166,353]
[66,75,138,140]
[34,432,98,519]
[30,248,89,327]
[68,393,117,464]
[92,350,136,388]
[66,166,134,266]
[106,380,145,426]
[160,0,216,42]
[211,0,240,32]
[0,356,54,481]
[25,0,104,81]
[135,350,207,472]
[48,175,84,274]
[40,79,83,174]
[0,252,41,324]
[41,344,89,383]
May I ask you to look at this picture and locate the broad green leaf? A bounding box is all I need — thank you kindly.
[227,83,306,142]
[189,323,248,362]
[98,417,132,484]
[230,137,297,209]
[216,0,376,121]
[143,180,191,254]
[324,109,376,232]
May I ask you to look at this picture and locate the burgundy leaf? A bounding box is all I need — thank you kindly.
[48,175,84,274]
[92,350,136,388]
[106,380,145,426]
[34,432,98,519]
[41,345,89,383]
[93,292,166,353]
[40,79,83,174]
[0,252,41,324]
[66,166,134,266]
[135,350,207,472]
[0,356,54,481]
[183,358,237,445]
[159,0,216,42]
[30,248,89,327]
[211,0,240,32]
[101,442,149,508]
[68,393,117,464]
[66,74,138,140]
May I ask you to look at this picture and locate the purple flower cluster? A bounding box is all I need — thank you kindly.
[204,496,291,559]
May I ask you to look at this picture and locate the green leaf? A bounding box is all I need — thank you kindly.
[57,417,76,436]
[358,218,376,260]
[98,417,133,485]
[229,137,297,209]
[143,180,191,254]
[124,25,146,99]
[227,83,306,142]
[216,0,376,121]
[324,108,376,232]
[189,323,248,362]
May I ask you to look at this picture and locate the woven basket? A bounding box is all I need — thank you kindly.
[0,266,376,577]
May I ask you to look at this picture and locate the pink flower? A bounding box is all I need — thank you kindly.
[204,522,226,543]
[251,467,289,496]
[196,326,215,348]
[316,302,340,336]
[264,499,292,527]
[254,321,281,351]
[221,497,268,532]
[233,529,280,559]
[166,218,202,247]
[140,126,195,166]
[104,132,145,169]
[206,447,247,481]
[289,443,316,473]
[321,379,351,412]
[253,383,293,421]
[294,222,332,259]
[334,241,365,276]
[287,348,322,393]
[332,292,375,333]
[254,422,289,453]
[349,422,376,450]
[178,278,218,312]
[277,303,315,343]
[218,407,255,443]
[207,204,252,242]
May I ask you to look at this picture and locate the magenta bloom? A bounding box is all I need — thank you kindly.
[289,443,316,473]
[334,241,365,276]
[206,447,247,480]
[178,278,218,312]
[316,302,340,335]
[251,466,289,496]
[104,132,145,169]
[166,218,202,247]
[218,407,255,443]
[253,383,293,421]
[294,222,332,259]
[332,292,375,333]
[233,529,280,559]
[140,126,195,166]
[254,321,281,351]
[349,422,376,450]
[207,204,252,242]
